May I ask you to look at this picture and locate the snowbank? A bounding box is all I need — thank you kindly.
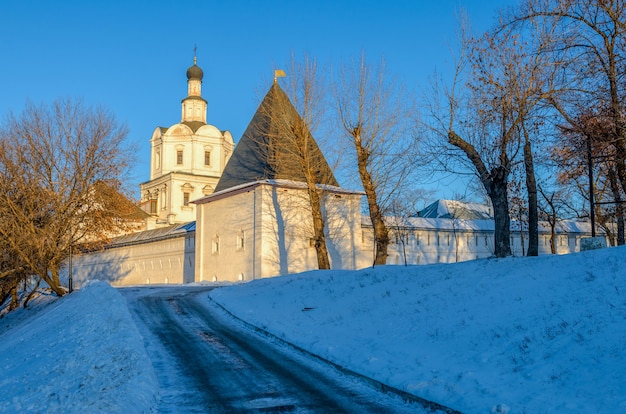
[210,246,626,413]
[0,281,158,413]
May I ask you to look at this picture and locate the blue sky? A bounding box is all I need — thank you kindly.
[0,0,516,200]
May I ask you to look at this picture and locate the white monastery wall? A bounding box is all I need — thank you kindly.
[70,232,195,287]
[194,182,366,282]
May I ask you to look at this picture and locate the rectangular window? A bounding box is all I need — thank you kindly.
[183,192,190,206]
[415,232,420,246]
[150,200,157,214]
[204,150,211,166]
[177,150,183,165]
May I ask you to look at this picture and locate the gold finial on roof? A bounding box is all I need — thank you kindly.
[274,69,286,83]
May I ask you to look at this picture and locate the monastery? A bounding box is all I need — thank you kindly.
[71,60,599,287]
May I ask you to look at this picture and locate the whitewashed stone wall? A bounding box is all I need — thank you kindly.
[69,227,195,287]
[194,181,363,282]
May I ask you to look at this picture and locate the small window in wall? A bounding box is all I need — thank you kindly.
[150,200,157,214]
[183,192,190,206]
[236,230,245,251]
[415,232,420,245]
[212,235,220,254]
[155,151,161,169]
[177,150,183,165]
[204,150,211,166]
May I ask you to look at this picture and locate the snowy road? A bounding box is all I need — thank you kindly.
[120,285,426,413]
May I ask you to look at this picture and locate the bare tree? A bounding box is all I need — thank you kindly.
[537,183,579,253]
[430,17,553,258]
[515,0,626,194]
[259,56,336,270]
[0,98,135,301]
[334,54,414,265]
[553,105,626,244]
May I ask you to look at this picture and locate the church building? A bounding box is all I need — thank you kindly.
[139,57,234,225]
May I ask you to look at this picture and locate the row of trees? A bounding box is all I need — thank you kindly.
[264,54,416,269]
[425,0,626,257]
[277,0,626,267]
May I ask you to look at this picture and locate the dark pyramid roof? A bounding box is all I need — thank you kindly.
[214,82,338,192]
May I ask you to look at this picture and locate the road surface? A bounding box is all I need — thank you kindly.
[120,285,432,413]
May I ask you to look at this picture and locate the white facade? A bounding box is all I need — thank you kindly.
[194,180,363,282]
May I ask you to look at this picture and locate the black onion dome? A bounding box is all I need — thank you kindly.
[186,63,203,81]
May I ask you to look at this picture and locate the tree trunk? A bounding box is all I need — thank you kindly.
[43,266,66,297]
[9,284,19,311]
[523,137,539,256]
[549,218,556,254]
[487,167,513,258]
[371,215,389,266]
[608,167,625,245]
[449,131,512,258]
[353,127,389,265]
[307,186,331,270]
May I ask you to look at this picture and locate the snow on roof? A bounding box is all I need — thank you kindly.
[194,179,363,205]
[364,215,595,235]
[419,199,493,220]
[91,221,195,250]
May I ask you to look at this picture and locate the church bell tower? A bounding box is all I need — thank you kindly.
[181,55,207,123]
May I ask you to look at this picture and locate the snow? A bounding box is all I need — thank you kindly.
[0,281,158,413]
[2,246,625,413]
[419,199,494,220]
[210,246,626,413]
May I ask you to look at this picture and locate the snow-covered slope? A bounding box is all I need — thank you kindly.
[210,247,626,413]
[2,247,624,413]
[0,282,158,414]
